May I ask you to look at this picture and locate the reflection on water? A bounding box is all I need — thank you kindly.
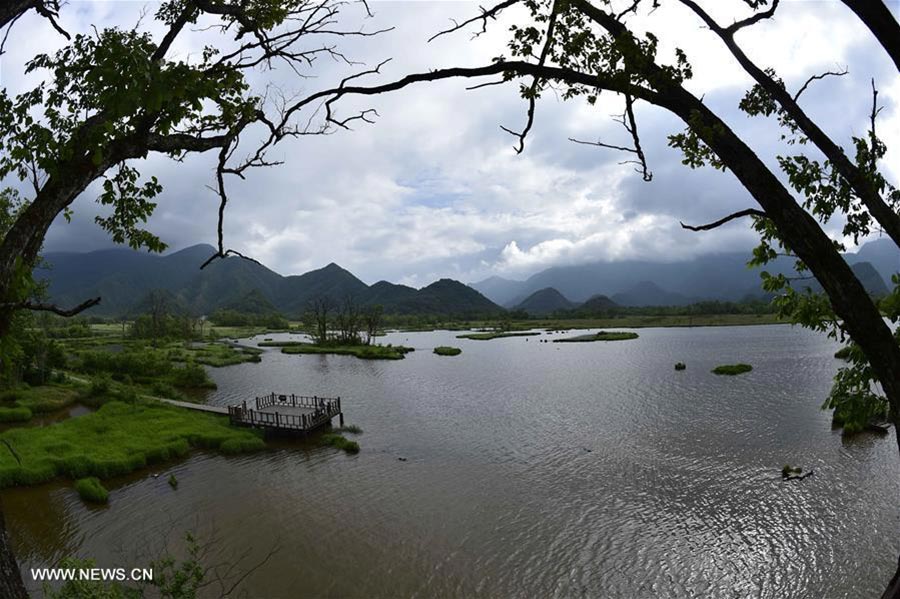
[4,325,899,598]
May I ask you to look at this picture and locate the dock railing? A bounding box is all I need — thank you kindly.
[227,393,342,433]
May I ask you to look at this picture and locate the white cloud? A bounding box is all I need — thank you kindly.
[3,0,895,286]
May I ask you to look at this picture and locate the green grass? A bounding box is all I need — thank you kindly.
[0,407,32,422]
[74,477,109,504]
[10,383,85,414]
[553,331,639,342]
[456,331,541,340]
[0,382,95,423]
[319,433,360,454]
[0,399,265,489]
[433,346,462,356]
[280,343,413,360]
[712,363,753,375]
[178,342,263,367]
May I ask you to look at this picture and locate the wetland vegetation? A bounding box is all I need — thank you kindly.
[433,346,462,356]
[712,363,754,376]
[553,331,639,343]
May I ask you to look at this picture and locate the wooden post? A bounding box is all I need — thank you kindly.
[275,412,280,428]
[339,412,344,427]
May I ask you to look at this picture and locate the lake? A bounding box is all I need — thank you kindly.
[5,325,899,598]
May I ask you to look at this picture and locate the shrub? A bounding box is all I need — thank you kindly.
[168,474,178,489]
[74,477,109,504]
[0,390,23,403]
[675,362,686,371]
[86,375,112,398]
[149,381,182,400]
[712,363,753,375]
[167,363,216,389]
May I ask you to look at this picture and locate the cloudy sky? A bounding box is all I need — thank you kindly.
[2,0,898,286]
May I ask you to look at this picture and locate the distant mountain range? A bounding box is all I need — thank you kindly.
[38,238,897,318]
[473,238,898,308]
[37,244,502,318]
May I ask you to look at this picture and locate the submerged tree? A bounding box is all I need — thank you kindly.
[295,0,900,593]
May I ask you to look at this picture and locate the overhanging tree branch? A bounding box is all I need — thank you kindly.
[840,0,900,72]
[677,0,900,250]
[680,208,766,231]
[0,296,101,317]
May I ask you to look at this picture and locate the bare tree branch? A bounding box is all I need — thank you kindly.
[792,68,848,102]
[680,208,767,231]
[622,94,651,181]
[428,0,522,42]
[0,297,101,317]
[724,0,779,34]
[500,0,559,153]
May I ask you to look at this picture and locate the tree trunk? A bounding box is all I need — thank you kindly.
[883,553,900,599]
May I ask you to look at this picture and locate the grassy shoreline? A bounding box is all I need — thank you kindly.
[0,399,265,490]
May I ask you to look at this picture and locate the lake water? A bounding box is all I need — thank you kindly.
[5,325,899,598]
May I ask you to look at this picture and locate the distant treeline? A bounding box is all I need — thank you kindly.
[207,309,288,329]
[540,299,776,320]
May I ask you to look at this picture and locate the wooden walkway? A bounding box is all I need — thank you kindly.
[156,398,227,415]
[227,393,343,434]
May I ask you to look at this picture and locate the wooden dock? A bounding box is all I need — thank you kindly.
[227,392,343,434]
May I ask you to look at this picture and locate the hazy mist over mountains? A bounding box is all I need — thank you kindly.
[472,238,898,307]
[38,238,897,317]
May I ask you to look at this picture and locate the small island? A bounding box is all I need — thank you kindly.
[281,343,413,360]
[433,346,462,356]
[712,363,753,375]
[553,331,639,343]
[456,331,541,340]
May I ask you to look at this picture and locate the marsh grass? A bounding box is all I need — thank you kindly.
[0,400,264,489]
[74,477,109,504]
[319,433,360,454]
[456,331,541,340]
[334,424,363,434]
[553,331,639,343]
[281,343,413,360]
[184,343,263,367]
[712,363,753,375]
[433,346,462,356]
[0,407,32,423]
[0,382,93,423]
